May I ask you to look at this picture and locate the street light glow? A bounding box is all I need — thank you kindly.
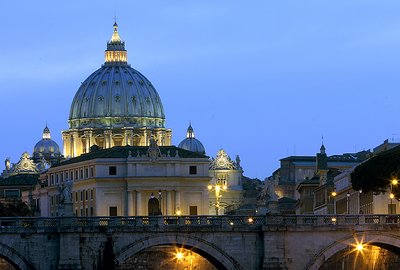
[175,251,184,261]
[390,193,395,199]
[392,179,398,185]
[356,243,364,252]
[331,191,337,197]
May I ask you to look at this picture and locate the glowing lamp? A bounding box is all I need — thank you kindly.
[175,252,184,261]
[356,243,364,252]
[208,185,212,190]
[331,191,337,197]
[393,179,398,185]
[390,193,395,199]
[248,217,254,224]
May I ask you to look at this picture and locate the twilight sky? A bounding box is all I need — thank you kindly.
[1,1,400,179]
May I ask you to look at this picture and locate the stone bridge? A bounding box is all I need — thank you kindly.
[0,215,399,270]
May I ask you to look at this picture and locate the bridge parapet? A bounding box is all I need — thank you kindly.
[0,214,398,233]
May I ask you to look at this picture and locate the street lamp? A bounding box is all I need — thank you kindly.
[390,179,398,214]
[331,190,337,214]
[208,182,227,216]
[158,190,162,215]
[347,191,350,214]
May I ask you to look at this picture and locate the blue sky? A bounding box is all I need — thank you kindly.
[1,1,400,179]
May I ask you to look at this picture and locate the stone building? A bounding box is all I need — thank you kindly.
[333,140,400,215]
[208,149,243,215]
[38,143,210,217]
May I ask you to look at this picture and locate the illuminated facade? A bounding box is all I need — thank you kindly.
[62,22,171,158]
[208,149,243,215]
[40,144,210,217]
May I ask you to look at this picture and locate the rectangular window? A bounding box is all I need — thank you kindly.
[90,189,94,200]
[56,174,59,184]
[109,166,117,175]
[85,190,88,201]
[80,191,83,201]
[75,170,78,180]
[85,208,88,216]
[109,206,118,216]
[75,209,78,216]
[80,169,83,179]
[51,196,54,206]
[85,168,88,178]
[80,208,83,216]
[90,207,94,216]
[65,172,69,180]
[189,166,197,175]
[90,167,94,177]
[189,206,198,215]
[75,192,78,202]
[51,175,54,185]
[4,189,20,198]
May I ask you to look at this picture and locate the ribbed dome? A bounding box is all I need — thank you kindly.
[68,22,165,130]
[178,124,206,155]
[33,126,61,161]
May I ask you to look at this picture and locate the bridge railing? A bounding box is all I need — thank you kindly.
[0,215,398,232]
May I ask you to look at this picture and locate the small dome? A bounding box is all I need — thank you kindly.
[178,124,206,155]
[33,126,61,162]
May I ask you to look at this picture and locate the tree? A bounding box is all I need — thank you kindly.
[351,147,400,199]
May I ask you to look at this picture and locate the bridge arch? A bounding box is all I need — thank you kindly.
[306,232,400,270]
[114,233,243,270]
[0,241,35,270]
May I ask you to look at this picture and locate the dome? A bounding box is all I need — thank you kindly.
[178,124,206,155]
[68,22,165,130]
[33,126,61,162]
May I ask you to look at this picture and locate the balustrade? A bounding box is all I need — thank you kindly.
[0,215,398,233]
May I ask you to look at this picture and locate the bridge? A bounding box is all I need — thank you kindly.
[0,215,399,270]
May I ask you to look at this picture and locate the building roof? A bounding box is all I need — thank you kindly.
[0,174,39,186]
[53,145,208,167]
[281,151,370,163]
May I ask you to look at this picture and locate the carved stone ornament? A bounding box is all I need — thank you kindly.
[209,149,237,170]
[147,138,161,162]
[8,152,40,175]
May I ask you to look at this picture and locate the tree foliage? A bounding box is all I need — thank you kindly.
[0,200,34,217]
[351,148,400,198]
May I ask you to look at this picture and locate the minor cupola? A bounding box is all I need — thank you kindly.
[105,21,127,64]
[178,124,206,155]
[33,125,62,164]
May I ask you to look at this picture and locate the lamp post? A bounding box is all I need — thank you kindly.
[158,190,162,215]
[331,190,337,214]
[389,179,398,214]
[208,182,227,216]
[346,191,350,214]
